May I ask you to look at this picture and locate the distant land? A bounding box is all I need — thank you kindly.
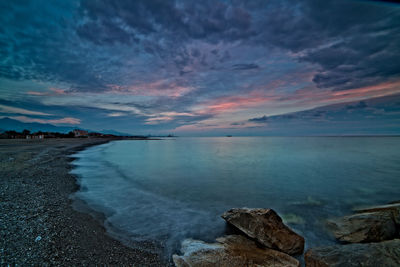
[0,117,132,136]
[0,117,74,133]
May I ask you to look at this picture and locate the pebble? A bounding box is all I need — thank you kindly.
[1,138,164,266]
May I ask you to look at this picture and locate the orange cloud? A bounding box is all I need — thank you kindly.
[330,81,400,99]
[195,94,274,115]
[292,80,400,107]
[49,87,66,94]
[27,87,66,96]
[27,91,47,96]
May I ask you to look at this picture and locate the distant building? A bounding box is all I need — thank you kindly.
[26,134,45,139]
[73,129,88,137]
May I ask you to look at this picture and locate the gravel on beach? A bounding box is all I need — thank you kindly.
[0,138,164,266]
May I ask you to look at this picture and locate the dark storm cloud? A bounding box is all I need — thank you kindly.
[0,0,116,91]
[77,0,254,47]
[255,0,400,90]
[232,63,260,71]
[1,0,399,98]
[79,0,397,93]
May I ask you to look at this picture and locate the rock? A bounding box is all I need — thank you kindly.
[305,239,400,267]
[173,235,300,267]
[354,202,400,225]
[327,211,397,243]
[221,208,305,255]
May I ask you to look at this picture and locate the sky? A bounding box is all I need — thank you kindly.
[0,0,400,136]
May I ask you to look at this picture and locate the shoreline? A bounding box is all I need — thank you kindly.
[0,138,164,266]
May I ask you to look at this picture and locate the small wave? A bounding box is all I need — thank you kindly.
[71,143,225,255]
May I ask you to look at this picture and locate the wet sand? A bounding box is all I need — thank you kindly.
[0,138,164,266]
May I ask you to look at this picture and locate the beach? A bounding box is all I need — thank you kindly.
[0,138,163,266]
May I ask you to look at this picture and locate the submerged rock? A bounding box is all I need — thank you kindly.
[354,202,400,225]
[172,235,300,267]
[305,239,400,267]
[221,208,305,255]
[282,213,305,225]
[327,211,397,243]
[291,196,323,207]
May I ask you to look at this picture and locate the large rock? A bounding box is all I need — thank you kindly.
[172,235,300,267]
[221,208,305,255]
[327,211,397,243]
[354,202,400,225]
[305,239,400,267]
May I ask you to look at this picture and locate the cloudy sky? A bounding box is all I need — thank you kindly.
[1,0,400,135]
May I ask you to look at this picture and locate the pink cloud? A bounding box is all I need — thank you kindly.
[7,116,81,125]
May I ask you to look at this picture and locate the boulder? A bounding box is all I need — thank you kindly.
[354,202,400,225]
[173,235,300,267]
[221,208,305,255]
[327,211,397,243]
[305,239,400,267]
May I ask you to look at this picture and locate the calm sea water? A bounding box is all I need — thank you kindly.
[70,137,400,254]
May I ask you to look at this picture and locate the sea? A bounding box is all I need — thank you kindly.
[70,137,400,255]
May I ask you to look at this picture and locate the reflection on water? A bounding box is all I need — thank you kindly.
[70,137,400,254]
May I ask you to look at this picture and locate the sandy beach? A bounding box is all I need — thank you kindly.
[0,138,164,266]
